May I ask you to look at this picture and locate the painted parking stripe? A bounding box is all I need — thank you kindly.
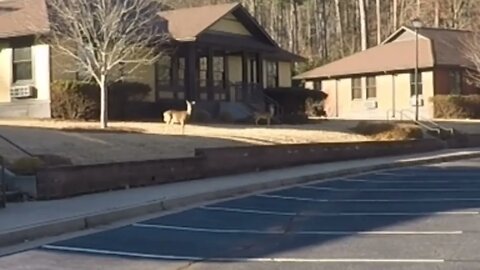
[341,178,478,184]
[42,245,445,263]
[300,186,480,192]
[132,223,463,235]
[257,194,480,203]
[201,206,480,216]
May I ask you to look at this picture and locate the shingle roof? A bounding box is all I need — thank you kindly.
[0,0,49,39]
[159,3,240,41]
[295,27,473,80]
[415,27,472,67]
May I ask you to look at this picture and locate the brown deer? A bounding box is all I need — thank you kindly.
[254,104,275,126]
[163,100,195,132]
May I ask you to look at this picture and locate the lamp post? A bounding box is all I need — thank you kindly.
[412,18,423,122]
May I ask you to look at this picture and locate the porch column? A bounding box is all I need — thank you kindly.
[242,51,249,101]
[256,53,264,88]
[224,53,230,101]
[185,42,197,101]
[207,48,214,100]
[171,53,179,99]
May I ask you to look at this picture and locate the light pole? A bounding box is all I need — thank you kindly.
[412,18,423,122]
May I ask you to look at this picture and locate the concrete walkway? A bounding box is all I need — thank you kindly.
[1,148,480,249]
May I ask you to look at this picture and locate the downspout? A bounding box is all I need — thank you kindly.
[392,74,396,118]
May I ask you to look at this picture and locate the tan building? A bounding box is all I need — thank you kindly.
[0,0,302,118]
[295,27,478,120]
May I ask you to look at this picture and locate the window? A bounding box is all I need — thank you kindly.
[410,72,423,96]
[12,46,32,82]
[313,80,322,91]
[199,57,207,87]
[156,56,171,86]
[213,56,225,87]
[366,76,376,99]
[352,77,362,100]
[266,61,279,88]
[178,57,185,87]
[450,70,462,95]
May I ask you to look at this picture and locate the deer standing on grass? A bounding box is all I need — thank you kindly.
[163,100,195,133]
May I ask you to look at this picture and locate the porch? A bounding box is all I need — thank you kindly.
[154,34,296,115]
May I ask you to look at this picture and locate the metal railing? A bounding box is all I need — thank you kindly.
[386,109,455,137]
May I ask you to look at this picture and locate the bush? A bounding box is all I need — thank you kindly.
[431,95,480,119]
[9,157,46,176]
[351,121,423,141]
[191,109,212,123]
[108,81,151,120]
[51,80,99,120]
[51,80,152,120]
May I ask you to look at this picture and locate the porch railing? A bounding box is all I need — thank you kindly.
[231,82,264,104]
[198,80,228,101]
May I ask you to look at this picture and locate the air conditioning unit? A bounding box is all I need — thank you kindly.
[10,85,35,99]
[364,100,378,109]
[410,96,424,107]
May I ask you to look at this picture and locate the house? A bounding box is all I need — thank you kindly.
[0,0,303,118]
[295,26,478,120]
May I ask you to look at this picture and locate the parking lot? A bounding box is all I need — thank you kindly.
[2,159,480,270]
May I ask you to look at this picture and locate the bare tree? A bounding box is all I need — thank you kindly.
[462,32,480,86]
[358,0,368,50]
[45,0,169,128]
[376,0,381,44]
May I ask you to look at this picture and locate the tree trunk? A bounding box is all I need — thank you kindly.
[393,0,397,30]
[100,74,108,129]
[434,0,440,27]
[417,0,421,17]
[376,0,381,44]
[334,0,345,56]
[359,0,368,51]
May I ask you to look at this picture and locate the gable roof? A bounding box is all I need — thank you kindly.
[159,3,239,42]
[0,0,50,39]
[295,27,474,80]
[159,2,278,47]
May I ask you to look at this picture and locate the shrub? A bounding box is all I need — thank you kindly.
[191,109,212,123]
[51,80,99,120]
[351,121,423,141]
[9,157,46,176]
[108,81,151,120]
[431,95,480,119]
[51,80,152,120]
[219,111,235,123]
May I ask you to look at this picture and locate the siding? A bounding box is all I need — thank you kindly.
[278,61,292,87]
[207,13,252,36]
[228,55,242,83]
[0,42,11,102]
[320,70,435,119]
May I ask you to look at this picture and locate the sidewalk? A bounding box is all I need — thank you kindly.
[1,148,480,249]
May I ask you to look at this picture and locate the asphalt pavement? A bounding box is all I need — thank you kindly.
[2,158,480,270]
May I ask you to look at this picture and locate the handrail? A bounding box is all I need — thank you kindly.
[386,109,455,135]
[399,109,455,135]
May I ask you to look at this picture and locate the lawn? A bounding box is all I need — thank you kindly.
[0,119,369,166]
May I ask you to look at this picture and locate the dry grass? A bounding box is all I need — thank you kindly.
[0,119,370,165]
[351,121,424,141]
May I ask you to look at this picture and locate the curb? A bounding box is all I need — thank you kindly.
[2,151,480,248]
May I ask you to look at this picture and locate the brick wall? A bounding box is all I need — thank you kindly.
[36,139,444,200]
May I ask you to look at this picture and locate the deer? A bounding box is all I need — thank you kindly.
[163,100,195,133]
[254,104,275,126]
